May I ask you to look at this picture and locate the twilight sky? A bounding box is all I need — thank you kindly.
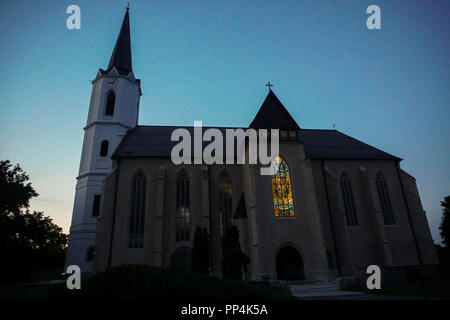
[0,0,448,243]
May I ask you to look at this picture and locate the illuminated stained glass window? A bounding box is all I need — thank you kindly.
[271,156,295,217]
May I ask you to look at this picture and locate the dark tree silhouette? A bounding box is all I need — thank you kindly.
[192,226,210,274]
[439,196,450,248]
[0,160,68,283]
[221,225,250,280]
[0,160,38,215]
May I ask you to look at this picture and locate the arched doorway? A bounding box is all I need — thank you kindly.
[276,245,305,280]
[170,246,192,270]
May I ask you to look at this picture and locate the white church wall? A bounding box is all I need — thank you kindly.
[66,73,141,272]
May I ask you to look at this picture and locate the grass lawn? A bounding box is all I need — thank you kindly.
[0,265,293,301]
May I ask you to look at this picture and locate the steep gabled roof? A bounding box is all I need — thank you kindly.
[105,8,132,75]
[233,194,248,220]
[249,90,300,130]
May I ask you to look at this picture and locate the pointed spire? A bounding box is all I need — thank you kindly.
[249,90,300,130]
[107,7,132,75]
[233,194,248,220]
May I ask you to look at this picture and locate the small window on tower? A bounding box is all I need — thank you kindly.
[92,195,101,217]
[105,91,115,116]
[100,140,109,157]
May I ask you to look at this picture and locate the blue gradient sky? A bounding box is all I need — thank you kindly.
[0,0,448,243]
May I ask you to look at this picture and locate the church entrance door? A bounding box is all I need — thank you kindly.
[276,245,305,281]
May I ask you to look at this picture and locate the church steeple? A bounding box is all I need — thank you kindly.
[106,7,132,75]
[66,7,141,274]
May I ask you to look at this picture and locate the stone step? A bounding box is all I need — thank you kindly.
[287,280,364,299]
[291,290,363,298]
[291,287,339,292]
[288,280,338,285]
[290,284,338,288]
[290,283,340,291]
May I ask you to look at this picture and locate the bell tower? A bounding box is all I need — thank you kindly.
[65,7,141,273]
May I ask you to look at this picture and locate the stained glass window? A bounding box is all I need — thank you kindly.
[271,156,295,217]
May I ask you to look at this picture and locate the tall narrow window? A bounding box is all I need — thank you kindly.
[376,173,395,225]
[271,156,295,217]
[105,91,115,116]
[176,170,190,242]
[129,170,146,248]
[92,194,101,217]
[340,172,358,226]
[219,172,233,236]
[100,140,109,157]
[86,245,95,262]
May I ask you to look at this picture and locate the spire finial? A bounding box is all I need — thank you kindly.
[127,3,129,11]
[265,82,273,92]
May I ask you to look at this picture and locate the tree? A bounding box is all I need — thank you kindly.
[221,225,250,280]
[192,226,210,274]
[0,160,38,215]
[439,195,450,248]
[0,159,68,283]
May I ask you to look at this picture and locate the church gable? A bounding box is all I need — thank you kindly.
[249,90,300,130]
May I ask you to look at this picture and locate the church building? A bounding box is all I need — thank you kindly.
[66,9,438,281]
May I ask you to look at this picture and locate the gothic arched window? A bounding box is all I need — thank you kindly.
[219,172,233,236]
[105,91,115,116]
[176,170,190,242]
[376,173,395,225]
[129,170,146,248]
[340,172,358,226]
[100,140,109,157]
[271,156,295,217]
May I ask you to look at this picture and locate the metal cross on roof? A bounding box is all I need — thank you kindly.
[265,82,273,91]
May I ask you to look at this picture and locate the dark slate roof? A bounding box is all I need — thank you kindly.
[298,129,402,161]
[112,125,401,161]
[113,126,243,159]
[105,9,132,75]
[249,90,300,130]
